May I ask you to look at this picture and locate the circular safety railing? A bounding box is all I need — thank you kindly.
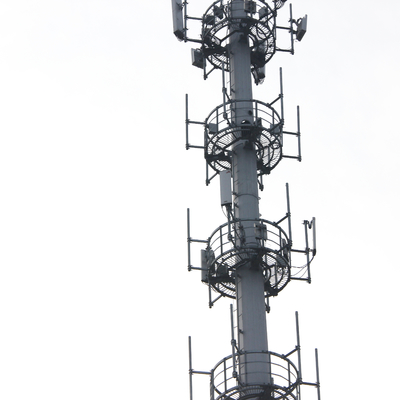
[201,0,276,71]
[205,99,283,174]
[203,218,291,298]
[211,351,300,400]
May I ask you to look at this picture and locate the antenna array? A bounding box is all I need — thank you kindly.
[172,1,321,399]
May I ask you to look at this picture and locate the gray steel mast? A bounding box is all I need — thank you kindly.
[229,0,270,388]
[172,1,320,399]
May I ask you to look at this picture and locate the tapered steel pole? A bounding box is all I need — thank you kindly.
[229,0,271,386]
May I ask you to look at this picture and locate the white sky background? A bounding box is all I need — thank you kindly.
[0,0,399,399]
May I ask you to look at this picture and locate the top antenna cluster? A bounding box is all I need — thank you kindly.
[172,0,307,82]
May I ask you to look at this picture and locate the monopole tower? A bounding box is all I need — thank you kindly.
[171,1,321,399]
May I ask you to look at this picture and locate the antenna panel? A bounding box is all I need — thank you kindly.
[296,15,308,41]
[191,49,204,69]
[201,250,208,282]
[171,0,184,41]
[220,170,232,206]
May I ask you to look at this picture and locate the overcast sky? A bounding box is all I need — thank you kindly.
[0,1,399,399]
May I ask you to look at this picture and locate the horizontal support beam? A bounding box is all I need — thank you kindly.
[188,238,208,244]
[301,381,319,387]
[291,277,310,282]
[282,130,299,136]
[189,266,206,271]
[190,370,211,375]
[184,37,203,44]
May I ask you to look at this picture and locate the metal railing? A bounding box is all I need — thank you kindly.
[205,99,283,174]
[210,350,299,400]
[203,218,291,299]
[201,0,276,71]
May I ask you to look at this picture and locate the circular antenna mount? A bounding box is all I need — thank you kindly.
[205,99,283,176]
[204,219,291,299]
[201,0,276,72]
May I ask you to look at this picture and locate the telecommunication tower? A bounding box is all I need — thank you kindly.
[171,1,321,399]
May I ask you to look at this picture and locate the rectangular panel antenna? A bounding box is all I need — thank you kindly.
[171,0,184,40]
[220,170,232,206]
[296,15,307,41]
[191,49,204,69]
